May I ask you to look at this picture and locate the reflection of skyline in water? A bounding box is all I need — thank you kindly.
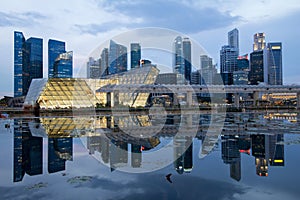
[9,112,299,183]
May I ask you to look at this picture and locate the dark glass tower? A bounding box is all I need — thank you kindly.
[14,31,43,97]
[249,50,264,85]
[53,51,73,78]
[173,36,185,84]
[108,40,127,75]
[130,43,141,69]
[183,38,192,83]
[48,39,66,78]
[266,42,282,85]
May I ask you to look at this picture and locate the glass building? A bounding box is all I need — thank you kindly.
[266,42,282,85]
[53,51,73,78]
[48,39,66,78]
[108,40,127,75]
[23,65,159,109]
[173,36,186,84]
[87,57,101,79]
[253,33,266,51]
[100,48,109,77]
[220,45,238,85]
[14,31,43,97]
[183,38,192,83]
[249,50,264,85]
[130,43,141,69]
[233,55,249,85]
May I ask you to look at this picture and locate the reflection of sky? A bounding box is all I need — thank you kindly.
[1,118,300,199]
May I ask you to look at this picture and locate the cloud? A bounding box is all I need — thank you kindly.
[0,11,46,27]
[77,0,241,35]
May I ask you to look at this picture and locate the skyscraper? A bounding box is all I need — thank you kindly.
[249,33,267,85]
[220,28,239,85]
[173,36,192,84]
[87,57,100,79]
[265,42,282,85]
[253,33,266,51]
[228,28,239,53]
[53,51,73,78]
[220,45,238,85]
[249,50,264,85]
[14,31,43,97]
[183,38,192,83]
[200,55,217,85]
[173,36,186,84]
[101,48,109,77]
[108,40,127,75]
[233,54,249,85]
[48,39,65,78]
[130,43,141,69]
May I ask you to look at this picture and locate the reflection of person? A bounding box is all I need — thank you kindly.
[166,173,172,183]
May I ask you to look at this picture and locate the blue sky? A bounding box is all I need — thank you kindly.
[1,0,300,97]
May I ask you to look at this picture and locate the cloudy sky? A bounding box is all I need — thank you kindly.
[1,0,300,97]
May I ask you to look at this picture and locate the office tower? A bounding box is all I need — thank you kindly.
[108,40,127,75]
[173,36,185,84]
[220,29,239,86]
[48,137,73,173]
[253,33,266,51]
[228,28,239,53]
[200,55,217,85]
[265,42,283,85]
[183,38,192,83]
[233,54,250,85]
[87,57,101,79]
[101,48,109,77]
[53,51,73,78]
[220,45,238,85]
[249,50,264,85]
[48,39,65,78]
[130,43,141,69]
[14,31,43,97]
[191,70,200,85]
[110,140,128,170]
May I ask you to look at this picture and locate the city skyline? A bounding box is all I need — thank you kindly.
[1,0,300,97]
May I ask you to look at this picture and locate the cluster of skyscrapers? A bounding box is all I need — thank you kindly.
[13,31,73,98]
[87,40,150,79]
[219,29,283,86]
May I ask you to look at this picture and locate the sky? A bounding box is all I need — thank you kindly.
[1,0,300,97]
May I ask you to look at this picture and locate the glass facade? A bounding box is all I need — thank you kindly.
[220,45,239,85]
[48,39,66,78]
[183,38,191,83]
[108,40,127,75]
[87,57,101,79]
[173,36,185,84]
[14,31,25,97]
[14,31,43,97]
[249,50,264,85]
[53,51,73,78]
[24,66,159,109]
[266,42,282,85]
[130,43,141,69]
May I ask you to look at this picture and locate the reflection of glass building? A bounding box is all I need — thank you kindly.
[53,51,73,78]
[13,119,43,182]
[14,31,43,97]
[48,137,73,173]
[221,134,241,181]
[48,39,65,78]
[173,136,193,174]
